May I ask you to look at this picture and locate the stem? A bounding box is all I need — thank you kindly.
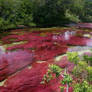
[65,67,67,73]
[65,68,69,92]
[88,61,90,66]
[66,84,69,92]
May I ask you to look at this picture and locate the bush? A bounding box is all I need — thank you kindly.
[65,10,80,23]
[74,81,92,92]
[14,0,35,26]
[0,0,17,31]
[0,0,35,31]
[0,18,16,31]
[86,66,92,81]
[67,52,79,65]
[0,0,92,31]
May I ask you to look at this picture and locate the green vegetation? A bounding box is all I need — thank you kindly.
[61,73,72,85]
[83,54,92,66]
[0,0,92,31]
[61,73,72,92]
[66,51,92,92]
[49,64,62,77]
[86,66,92,81]
[73,81,92,92]
[41,69,53,84]
[67,52,79,65]
[67,51,92,82]
[41,50,92,92]
[41,64,63,84]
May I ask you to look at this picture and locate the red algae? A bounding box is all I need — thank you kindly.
[77,23,92,29]
[0,50,34,81]
[55,56,74,72]
[2,29,92,51]
[0,63,49,92]
[0,28,92,92]
[35,43,67,61]
[0,62,73,92]
[0,62,65,92]
[5,32,68,61]
[67,36,92,46]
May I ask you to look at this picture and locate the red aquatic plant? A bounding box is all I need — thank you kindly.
[0,62,65,92]
[0,62,49,92]
[77,23,92,29]
[55,56,69,68]
[1,29,92,92]
[55,56,74,72]
[35,43,67,61]
[5,33,67,61]
[0,61,73,92]
[0,50,34,81]
[67,36,92,46]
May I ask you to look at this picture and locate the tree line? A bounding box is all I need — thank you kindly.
[0,0,92,30]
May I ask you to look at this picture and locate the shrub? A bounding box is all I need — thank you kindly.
[72,61,88,78]
[41,64,63,84]
[49,64,63,77]
[65,9,80,23]
[86,66,92,81]
[67,52,79,65]
[0,0,35,31]
[61,73,72,85]
[83,52,92,66]
[0,0,17,31]
[74,81,92,92]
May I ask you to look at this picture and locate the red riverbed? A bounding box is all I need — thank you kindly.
[0,28,92,92]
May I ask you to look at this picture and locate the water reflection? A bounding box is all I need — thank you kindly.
[64,31,76,40]
[52,31,76,41]
[52,30,92,47]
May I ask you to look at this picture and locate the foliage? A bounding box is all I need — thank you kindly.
[74,81,92,92]
[61,73,72,85]
[83,54,92,66]
[0,0,17,30]
[59,86,65,92]
[83,0,92,22]
[41,69,53,84]
[49,64,62,77]
[67,52,79,65]
[0,0,92,31]
[78,61,88,69]
[0,18,16,31]
[0,0,34,31]
[33,0,68,27]
[86,66,92,81]
[65,9,80,23]
[41,64,63,84]
[14,0,35,26]
[72,61,88,77]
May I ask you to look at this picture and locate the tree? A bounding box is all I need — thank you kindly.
[0,0,17,30]
[33,0,68,27]
[83,0,92,22]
